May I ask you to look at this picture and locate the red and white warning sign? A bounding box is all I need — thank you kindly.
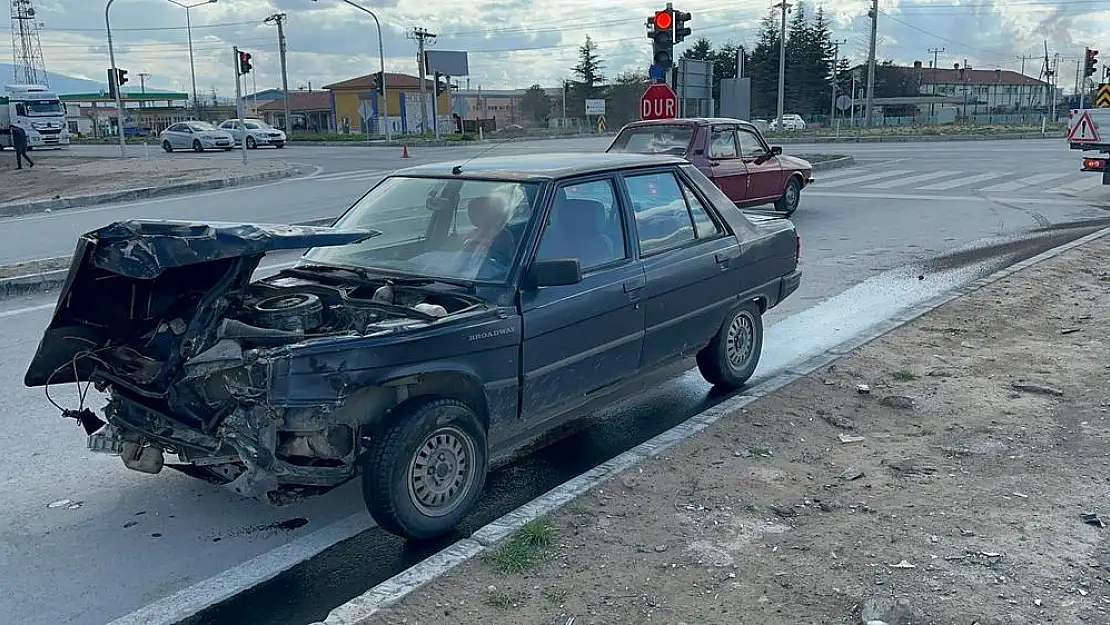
[1068,110,1101,143]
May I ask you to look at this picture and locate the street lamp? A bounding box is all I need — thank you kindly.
[313,0,391,142]
[166,0,216,119]
[105,0,126,156]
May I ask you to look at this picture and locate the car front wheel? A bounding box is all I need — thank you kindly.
[775,176,802,216]
[361,397,488,540]
[162,140,173,152]
[192,139,203,152]
[246,136,257,149]
[696,301,764,388]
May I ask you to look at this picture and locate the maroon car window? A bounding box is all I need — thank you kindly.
[625,172,696,255]
[708,129,738,158]
[736,128,768,158]
[608,125,693,155]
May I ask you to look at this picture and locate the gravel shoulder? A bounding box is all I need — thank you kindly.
[380,234,1110,624]
[0,154,296,205]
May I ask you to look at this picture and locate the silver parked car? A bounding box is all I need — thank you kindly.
[218,118,287,149]
[160,121,234,152]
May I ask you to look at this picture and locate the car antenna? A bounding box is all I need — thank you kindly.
[451,139,503,175]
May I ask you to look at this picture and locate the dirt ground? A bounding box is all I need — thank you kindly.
[379,234,1110,625]
[0,153,294,205]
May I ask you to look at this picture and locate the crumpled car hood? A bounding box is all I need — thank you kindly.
[24,219,378,387]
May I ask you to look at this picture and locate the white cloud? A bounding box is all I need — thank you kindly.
[15,0,1110,97]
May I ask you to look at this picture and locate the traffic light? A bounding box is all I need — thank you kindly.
[1085,48,1099,78]
[237,50,253,75]
[673,10,691,44]
[117,69,128,86]
[434,72,447,96]
[649,8,675,71]
[106,68,127,99]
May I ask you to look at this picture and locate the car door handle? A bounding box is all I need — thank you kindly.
[715,249,739,265]
[623,276,646,293]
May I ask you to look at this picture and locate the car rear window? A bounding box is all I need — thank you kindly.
[608,125,693,156]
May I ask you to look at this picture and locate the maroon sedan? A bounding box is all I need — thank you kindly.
[606,118,814,216]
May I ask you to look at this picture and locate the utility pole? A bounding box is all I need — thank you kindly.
[864,0,879,125]
[265,12,291,133]
[830,39,846,122]
[409,26,436,134]
[927,47,944,117]
[771,0,790,133]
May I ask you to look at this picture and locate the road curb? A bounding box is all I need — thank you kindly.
[0,159,853,303]
[0,165,305,219]
[313,224,1110,625]
[769,131,1066,144]
[0,215,334,302]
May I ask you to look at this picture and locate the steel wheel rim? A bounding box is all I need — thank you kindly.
[407,425,477,518]
[785,182,799,210]
[725,311,755,371]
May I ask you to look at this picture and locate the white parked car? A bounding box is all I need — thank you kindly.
[768,114,807,131]
[218,118,287,149]
[160,121,234,152]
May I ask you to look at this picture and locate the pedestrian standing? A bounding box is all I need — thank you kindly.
[11,124,33,169]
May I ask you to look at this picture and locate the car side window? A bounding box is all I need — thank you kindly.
[678,178,723,239]
[737,128,768,158]
[625,171,696,255]
[708,128,738,158]
[535,178,626,272]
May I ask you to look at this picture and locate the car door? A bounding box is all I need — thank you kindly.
[166,124,186,148]
[519,175,647,422]
[703,125,749,204]
[736,126,784,203]
[622,167,739,370]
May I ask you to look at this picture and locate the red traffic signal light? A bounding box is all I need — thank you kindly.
[237,50,253,75]
[653,10,672,30]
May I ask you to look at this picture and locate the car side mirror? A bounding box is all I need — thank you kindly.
[524,259,582,289]
[770,146,782,155]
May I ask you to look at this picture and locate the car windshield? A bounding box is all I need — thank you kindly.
[187,121,215,131]
[301,176,543,283]
[608,125,693,155]
[22,99,62,116]
[245,121,269,129]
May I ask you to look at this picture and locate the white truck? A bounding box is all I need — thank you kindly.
[0,84,69,150]
[1067,107,1110,185]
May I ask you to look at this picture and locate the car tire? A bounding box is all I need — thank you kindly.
[192,139,203,152]
[696,301,764,389]
[361,397,488,540]
[274,142,285,148]
[162,140,173,153]
[775,176,802,216]
[223,147,233,151]
[246,136,257,149]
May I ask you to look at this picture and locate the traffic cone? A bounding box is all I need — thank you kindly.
[401,144,410,158]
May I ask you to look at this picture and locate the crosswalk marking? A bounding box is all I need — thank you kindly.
[979,172,1073,192]
[816,169,914,188]
[812,167,867,180]
[915,172,1010,191]
[861,170,960,189]
[1051,175,1107,195]
[313,169,390,182]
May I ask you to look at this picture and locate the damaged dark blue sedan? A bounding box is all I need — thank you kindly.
[23,152,801,540]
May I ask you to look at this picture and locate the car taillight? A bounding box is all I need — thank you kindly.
[1083,158,1107,171]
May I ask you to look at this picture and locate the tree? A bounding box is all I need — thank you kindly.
[606,70,650,127]
[682,37,714,62]
[519,84,551,125]
[568,35,606,118]
[748,9,781,117]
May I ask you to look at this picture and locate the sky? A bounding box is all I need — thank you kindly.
[11,0,1110,98]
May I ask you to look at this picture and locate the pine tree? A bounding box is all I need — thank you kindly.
[681,37,713,61]
[808,6,836,117]
[783,2,809,115]
[748,9,781,117]
[568,35,606,118]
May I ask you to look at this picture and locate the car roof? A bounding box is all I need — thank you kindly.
[619,117,761,130]
[392,152,688,181]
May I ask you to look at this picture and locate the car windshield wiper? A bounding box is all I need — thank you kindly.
[285,263,475,290]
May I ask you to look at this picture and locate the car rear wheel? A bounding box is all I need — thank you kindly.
[192,139,203,152]
[162,140,173,153]
[696,301,764,388]
[246,136,257,149]
[775,176,802,216]
[361,397,488,540]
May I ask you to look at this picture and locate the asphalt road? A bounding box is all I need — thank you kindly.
[1,137,1108,625]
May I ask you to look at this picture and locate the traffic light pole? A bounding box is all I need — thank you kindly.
[233,46,247,165]
[104,0,126,157]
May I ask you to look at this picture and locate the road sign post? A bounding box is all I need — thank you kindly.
[640,83,678,120]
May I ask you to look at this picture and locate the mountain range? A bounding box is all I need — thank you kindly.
[0,62,177,95]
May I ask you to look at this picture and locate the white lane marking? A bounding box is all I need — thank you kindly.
[0,165,330,225]
[803,190,1092,205]
[1051,175,1107,195]
[815,169,914,188]
[916,171,1010,191]
[0,260,299,320]
[861,170,960,190]
[809,166,868,180]
[978,171,1072,193]
[313,169,390,182]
